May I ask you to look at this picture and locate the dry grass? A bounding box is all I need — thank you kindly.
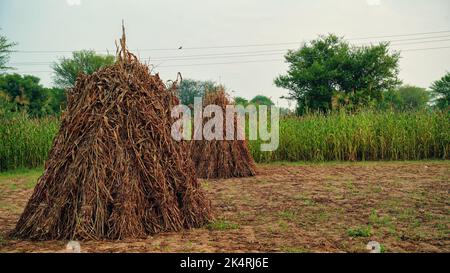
[1,161,448,252]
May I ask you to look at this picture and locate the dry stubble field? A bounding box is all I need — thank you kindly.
[0,161,449,253]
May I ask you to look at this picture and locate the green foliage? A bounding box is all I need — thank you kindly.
[380,85,430,111]
[274,34,400,114]
[177,79,217,106]
[430,72,450,110]
[234,95,276,107]
[279,210,296,221]
[347,225,372,237]
[52,50,115,89]
[0,73,54,117]
[234,96,249,106]
[0,113,59,171]
[0,93,18,119]
[398,86,430,110]
[0,74,66,118]
[250,110,449,162]
[0,167,43,190]
[1,110,448,171]
[207,219,240,230]
[0,31,16,72]
[47,87,66,114]
[250,95,274,106]
[368,209,392,227]
[379,89,402,110]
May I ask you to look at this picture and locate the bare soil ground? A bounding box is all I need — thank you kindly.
[0,161,449,253]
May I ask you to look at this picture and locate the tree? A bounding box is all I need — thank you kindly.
[47,87,66,114]
[177,79,217,106]
[378,89,401,110]
[397,85,430,110]
[52,50,115,88]
[234,96,249,106]
[274,34,400,114]
[0,32,16,72]
[250,95,274,106]
[430,72,450,110]
[0,73,51,117]
[0,92,18,118]
[380,85,430,111]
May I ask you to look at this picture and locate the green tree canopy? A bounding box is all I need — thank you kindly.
[274,34,400,114]
[397,85,430,110]
[234,96,249,106]
[378,89,401,110]
[250,95,274,106]
[0,73,51,117]
[177,79,217,106]
[47,87,66,114]
[430,72,450,110]
[380,85,430,111]
[0,32,16,72]
[52,50,115,89]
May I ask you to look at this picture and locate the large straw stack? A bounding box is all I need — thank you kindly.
[11,27,212,240]
[191,87,256,179]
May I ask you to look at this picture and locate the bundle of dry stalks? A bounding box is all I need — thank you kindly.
[190,87,256,179]
[11,26,212,240]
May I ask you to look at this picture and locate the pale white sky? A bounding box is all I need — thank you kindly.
[1,0,449,107]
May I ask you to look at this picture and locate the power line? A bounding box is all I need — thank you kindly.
[156,45,450,61]
[8,44,450,72]
[146,48,286,59]
[10,49,289,65]
[358,34,450,45]
[158,59,283,67]
[9,37,450,66]
[11,30,450,54]
[390,38,450,46]
[12,40,449,65]
[346,30,450,40]
[401,45,450,52]
[10,58,285,73]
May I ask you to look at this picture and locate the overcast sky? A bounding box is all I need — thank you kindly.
[1,0,449,107]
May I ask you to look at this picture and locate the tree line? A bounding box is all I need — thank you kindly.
[275,34,449,114]
[0,32,448,119]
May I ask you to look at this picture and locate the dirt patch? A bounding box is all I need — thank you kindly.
[1,161,449,252]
